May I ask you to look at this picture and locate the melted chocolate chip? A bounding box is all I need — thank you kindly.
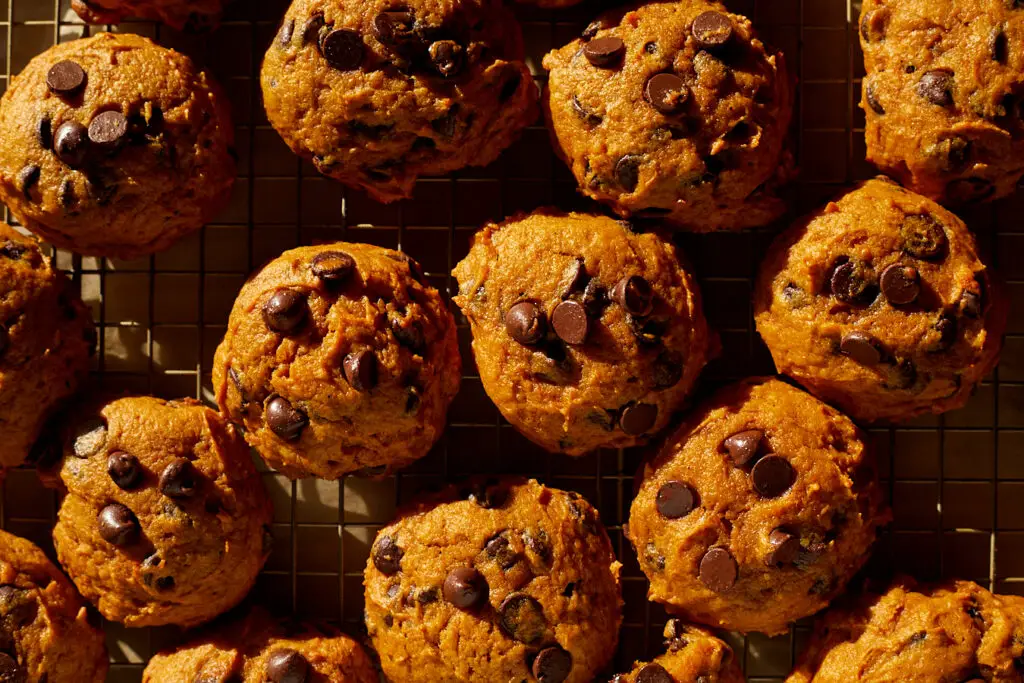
[265,396,308,441]
[551,300,589,345]
[930,314,958,352]
[485,534,518,569]
[98,503,139,547]
[636,664,673,683]
[37,116,52,149]
[390,313,426,353]
[860,8,889,42]
[159,457,198,499]
[278,19,295,46]
[320,29,364,71]
[840,331,883,366]
[615,155,642,192]
[765,528,801,566]
[829,258,877,305]
[656,481,698,519]
[506,301,546,345]
[262,290,307,334]
[645,73,689,115]
[692,11,734,50]
[620,402,657,435]
[442,567,488,609]
[901,214,948,259]
[266,649,309,683]
[866,80,885,114]
[310,250,355,285]
[54,121,89,168]
[372,10,415,46]
[429,40,463,77]
[498,593,547,644]
[18,165,40,198]
[918,70,954,106]
[533,647,572,683]
[583,37,625,67]
[699,547,737,592]
[343,350,378,391]
[373,535,403,575]
[751,455,795,498]
[880,264,920,305]
[724,429,763,467]
[572,95,602,126]
[612,275,654,316]
[46,61,86,96]
[107,452,142,490]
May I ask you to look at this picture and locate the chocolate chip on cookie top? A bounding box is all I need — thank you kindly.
[755,178,1006,423]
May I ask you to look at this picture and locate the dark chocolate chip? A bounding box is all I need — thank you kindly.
[636,663,673,683]
[310,250,355,285]
[692,11,734,49]
[961,289,982,318]
[485,534,518,569]
[73,418,107,458]
[582,279,609,316]
[644,41,658,54]
[901,214,947,259]
[416,586,440,604]
[53,121,89,168]
[583,37,625,67]
[866,80,885,114]
[523,529,553,564]
[930,314,958,352]
[829,258,877,304]
[46,61,86,96]
[18,165,40,198]
[442,567,488,609]
[498,593,547,644]
[469,482,509,509]
[533,647,572,683]
[946,178,995,204]
[320,29,364,71]
[992,27,1009,63]
[656,481,698,519]
[159,457,198,499]
[107,452,142,490]
[644,73,689,115]
[653,350,683,389]
[751,455,795,498]
[88,111,128,152]
[98,503,139,547]
[572,95,602,126]
[499,72,522,103]
[860,8,889,42]
[582,19,607,41]
[278,18,295,46]
[343,350,378,392]
[85,173,116,205]
[265,396,308,441]
[917,70,954,106]
[612,275,654,316]
[266,649,309,683]
[765,528,801,566]
[551,300,589,345]
[263,290,307,334]
[373,535,403,575]
[698,547,737,592]
[615,154,642,192]
[390,313,426,353]
[880,264,920,305]
[372,10,415,46]
[620,402,657,435]
[559,257,588,297]
[840,331,882,366]
[724,430,764,467]
[302,13,326,45]
[37,116,52,149]
[506,301,546,345]
[429,40,463,77]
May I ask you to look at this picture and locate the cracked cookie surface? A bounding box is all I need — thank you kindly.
[610,618,744,683]
[47,396,272,628]
[0,33,236,258]
[755,177,1007,424]
[261,0,537,203]
[213,242,460,480]
[542,0,794,231]
[453,210,711,455]
[364,478,622,683]
[628,377,888,636]
[70,0,228,30]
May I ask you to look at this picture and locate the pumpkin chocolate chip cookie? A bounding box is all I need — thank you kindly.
[628,377,888,636]
[542,0,794,230]
[47,396,272,628]
[453,210,711,455]
[0,529,108,682]
[143,606,376,683]
[261,0,537,203]
[860,0,1024,205]
[787,579,1024,683]
[0,223,94,471]
[213,242,460,480]
[0,33,236,259]
[610,618,744,683]
[364,478,622,683]
[70,0,228,30]
[755,177,1007,424]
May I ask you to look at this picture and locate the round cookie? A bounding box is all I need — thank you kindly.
[627,377,888,635]
[542,0,794,231]
[70,0,228,30]
[0,529,108,682]
[0,33,236,259]
[364,478,622,683]
[611,618,744,683]
[452,210,711,455]
[754,177,1007,424]
[48,396,272,628]
[143,606,377,682]
[261,0,537,203]
[860,0,1024,205]
[787,579,1024,682]
[213,242,460,480]
[0,224,94,471]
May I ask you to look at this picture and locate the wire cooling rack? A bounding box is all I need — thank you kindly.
[0,0,1022,681]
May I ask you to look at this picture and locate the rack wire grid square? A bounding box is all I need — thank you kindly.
[0,0,1022,681]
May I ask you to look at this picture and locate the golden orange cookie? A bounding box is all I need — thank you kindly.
[611,618,744,683]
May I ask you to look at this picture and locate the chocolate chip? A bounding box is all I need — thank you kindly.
[829,258,877,304]
[620,402,657,435]
[498,593,547,644]
[636,663,673,683]
[723,429,763,467]
[278,18,295,46]
[310,250,355,285]
[652,350,683,389]
[582,19,608,40]
[499,73,522,102]
[0,242,24,260]
[54,121,89,168]
[901,214,947,259]
[389,313,425,354]
[582,278,609,316]
[73,418,107,458]
[656,481,698,519]
[88,111,128,152]
[644,41,658,54]
[85,173,116,205]
[947,178,995,204]
[614,276,656,319]
[373,535,403,575]
[442,567,488,609]
[866,80,885,114]
[301,13,326,45]
[320,29,364,71]
[265,396,308,441]
[98,503,139,547]
[930,314,958,352]
[615,154,642,192]
[159,457,197,499]
[263,290,307,334]
[860,8,889,42]
[469,482,509,509]
[372,10,415,46]
[765,528,801,566]
[880,264,920,305]
[917,70,954,106]
[505,301,546,345]
[751,455,795,498]
[558,257,588,298]
[429,40,463,77]
[961,289,983,318]
[266,649,309,683]
[485,534,518,569]
[523,529,553,564]
[343,350,378,392]
[644,73,689,115]
[107,452,141,490]
[699,547,737,591]
[551,300,589,345]
[533,647,572,683]
[583,37,625,67]
[992,27,1009,63]
[18,165,40,198]
[692,11,734,49]
[627,314,664,345]
[0,653,21,682]
[46,61,86,96]
[571,95,602,126]
[840,331,882,366]
[36,116,52,149]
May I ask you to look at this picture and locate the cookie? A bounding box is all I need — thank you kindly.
[0,529,108,682]
[364,478,622,683]
[787,579,1024,682]
[542,0,794,231]
[0,33,236,259]
[754,177,1007,424]
[70,0,228,30]
[261,0,537,203]
[860,0,1024,205]
[47,396,272,628]
[143,605,376,682]
[452,210,712,455]
[213,242,460,480]
[610,618,744,683]
[0,224,94,471]
[627,377,888,635]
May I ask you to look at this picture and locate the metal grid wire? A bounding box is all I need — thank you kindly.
[0,0,1021,681]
